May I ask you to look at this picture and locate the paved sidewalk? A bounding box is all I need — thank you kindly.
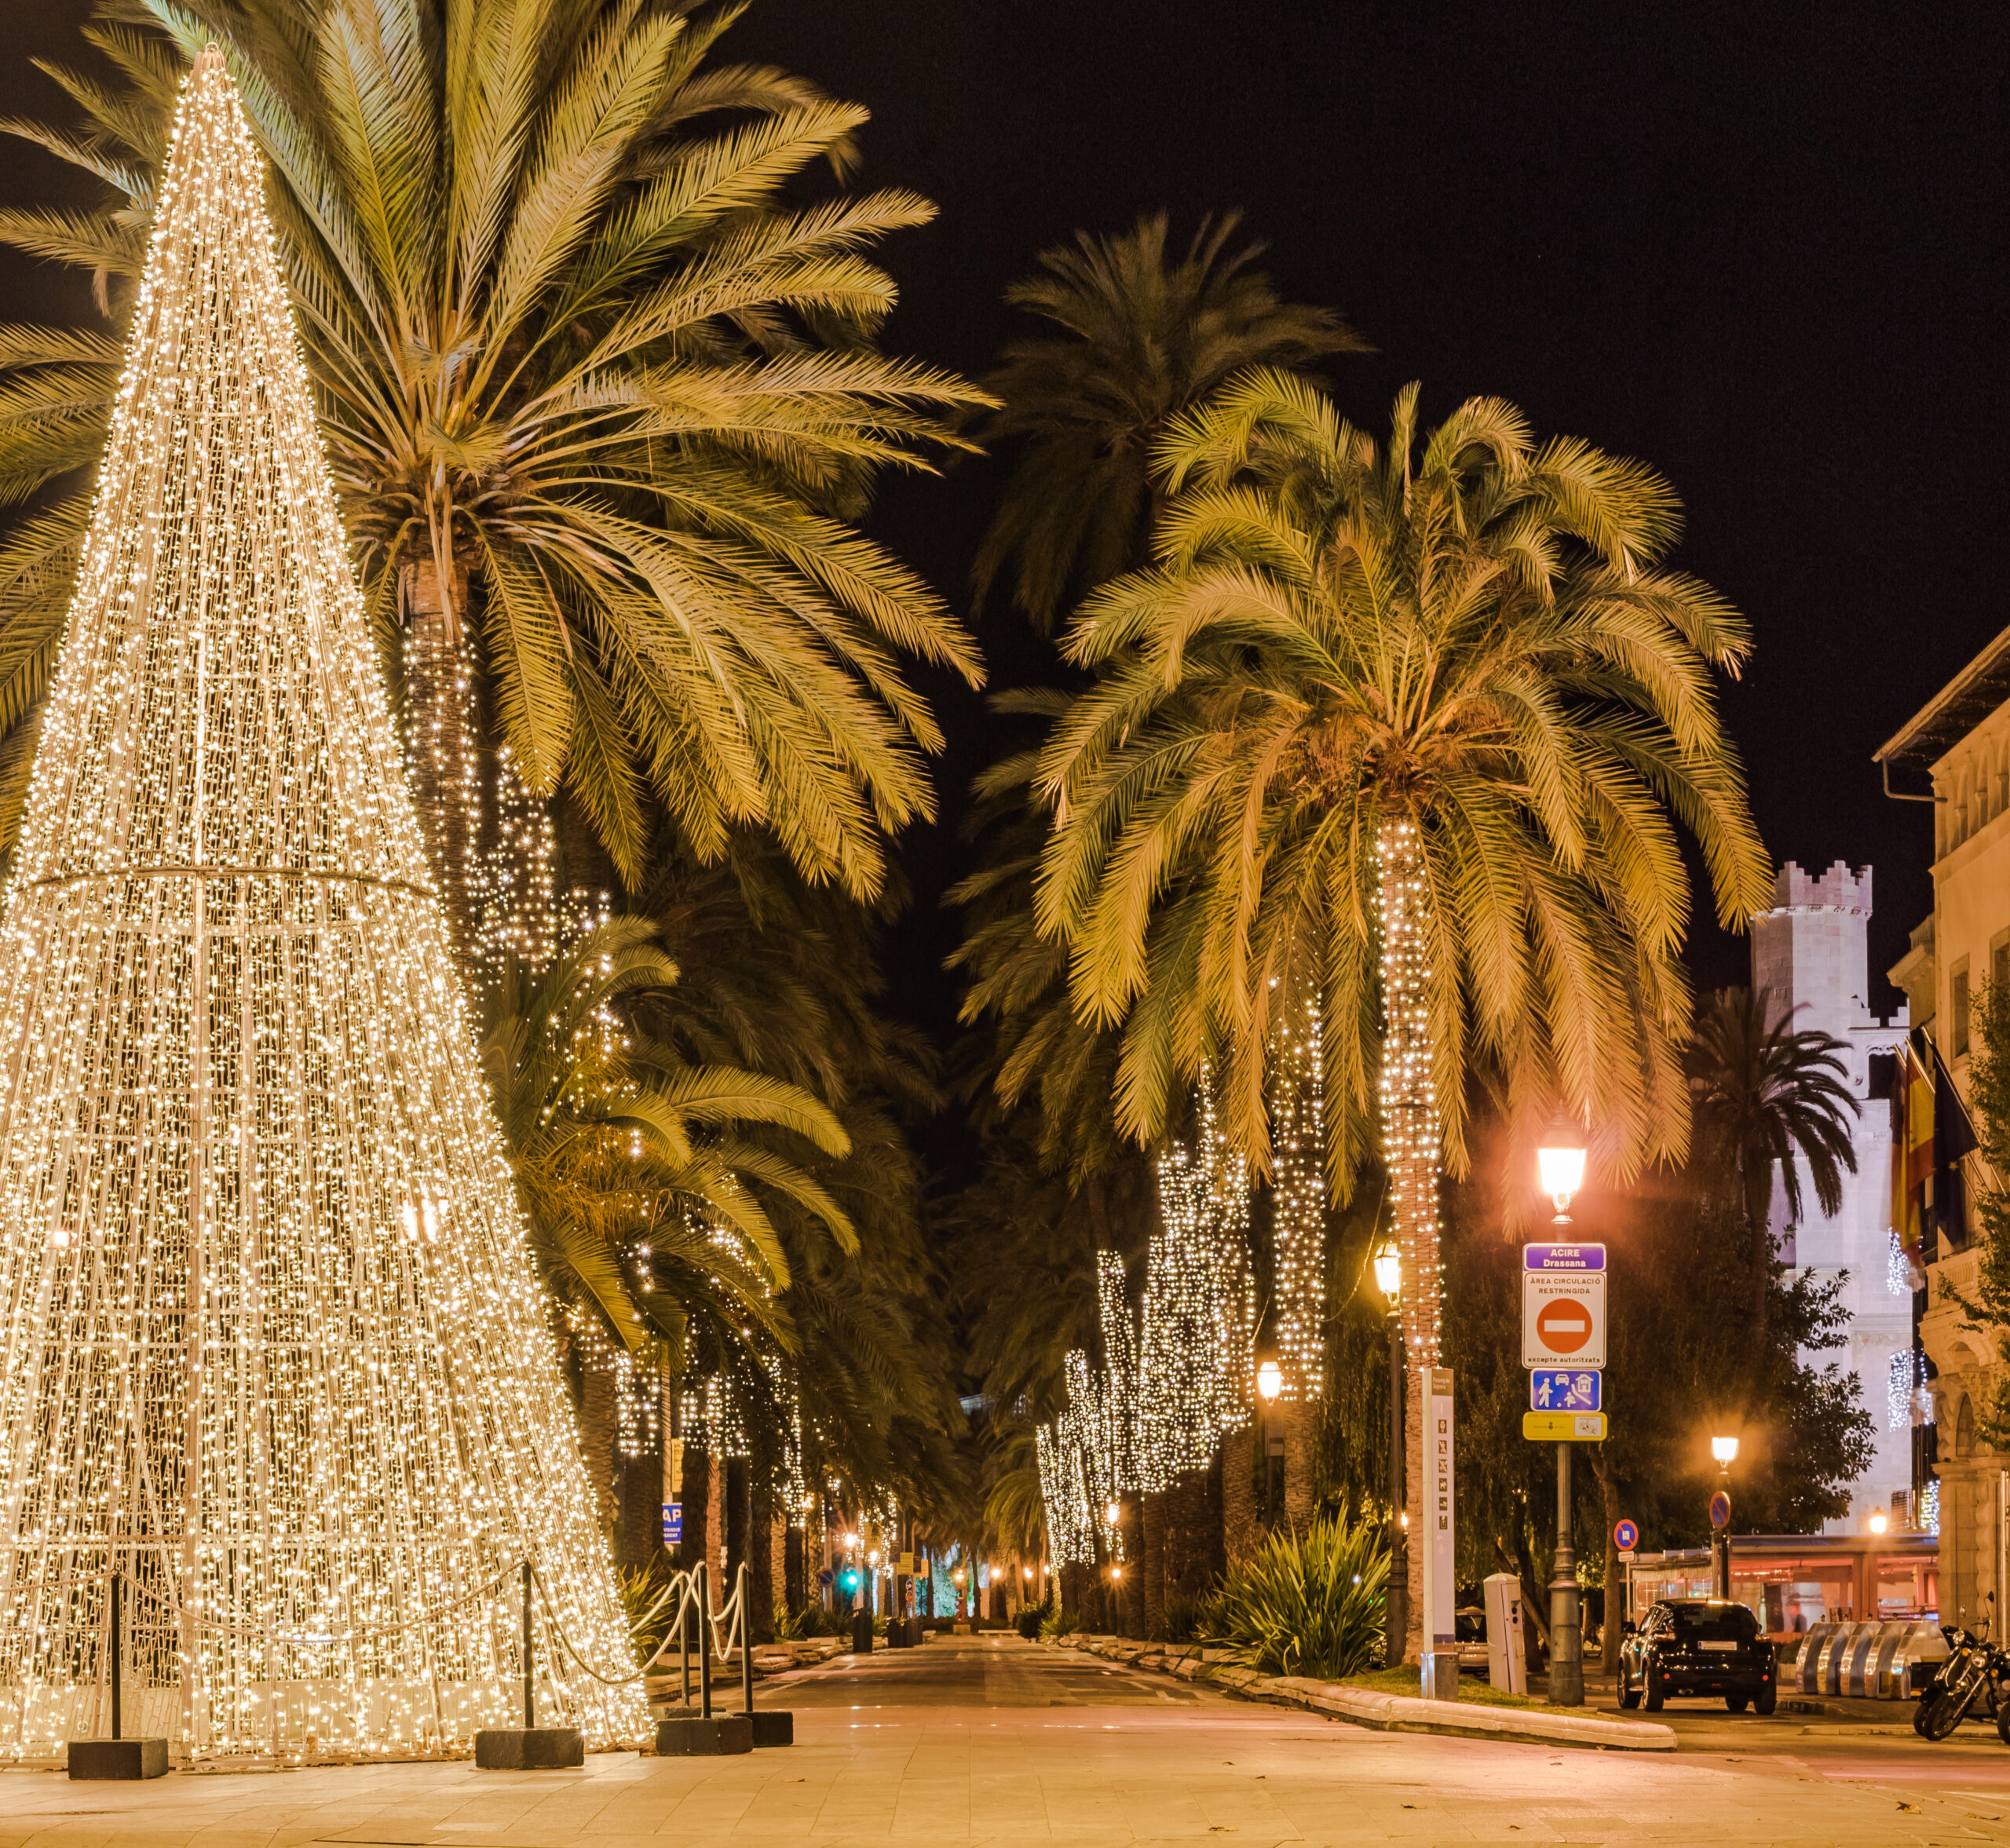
[0,1634,2006,1846]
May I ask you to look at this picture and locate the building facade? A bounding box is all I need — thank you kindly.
[1751,860,1911,1533]
[1876,623,2010,1627]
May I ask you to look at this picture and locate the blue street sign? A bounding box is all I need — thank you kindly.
[1613,1518,1639,1551]
[1529,1368,1602,1413]
[1524,1244,1606,1272]
[661,1500,682,1546]
[817,1567,835,1587]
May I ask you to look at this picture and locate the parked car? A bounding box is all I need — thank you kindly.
[1618,1598,1778,1714]
[1454,1606,1489,1675]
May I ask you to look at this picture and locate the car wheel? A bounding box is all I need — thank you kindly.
[1618,1663,1641,1711]
[1726,1694,1749,1712]
[1643,1663,1664,1712]
[1755,1682,1776,1717]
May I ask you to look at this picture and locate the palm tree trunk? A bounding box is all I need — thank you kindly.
[1741,1151,1771,1346]
[1379,816,1441,1657]
[576,1355,619,1542]
[404,559,481,970]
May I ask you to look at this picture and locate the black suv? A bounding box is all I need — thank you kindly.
[1618,1598,1778,1713]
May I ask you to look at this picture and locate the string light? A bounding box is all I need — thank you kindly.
[1378,820,1442,1368]
[1267,988,1326,1400]
[1135,1076,1255,1493]
[0,49,644,1760]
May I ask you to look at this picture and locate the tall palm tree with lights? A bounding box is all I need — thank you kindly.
[1688,985,1859,1340]
[1034,371,1773,1585]
[0,0,984,941]
[973,212,1364,632]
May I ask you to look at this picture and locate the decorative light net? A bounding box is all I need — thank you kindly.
[1378,818,1442,1367]
[1136,1077,1255,1492]
[1267,987,1327,1399]
[0,48,645,1760]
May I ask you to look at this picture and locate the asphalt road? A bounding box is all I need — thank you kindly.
[0,1634,2007,1845]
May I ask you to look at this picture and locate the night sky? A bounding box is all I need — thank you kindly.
[3,3,2006,1183]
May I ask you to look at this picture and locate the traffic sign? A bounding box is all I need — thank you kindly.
[1523,1411,1606,1441]
[1613,1517,1639,1550]
[661,1500,683,1546]
[1709,1490,1731,1530]
[1530,1368,1602,1412]
[1524,1244,1606,1273]
[1522,1252,1606,1368]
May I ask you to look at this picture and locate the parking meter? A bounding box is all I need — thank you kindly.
[1485,1572,1527,1694]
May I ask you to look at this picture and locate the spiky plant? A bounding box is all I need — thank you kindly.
[0,0,985,926]
[1198,1516,1391,1679]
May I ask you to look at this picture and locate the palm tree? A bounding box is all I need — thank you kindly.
[1688,985,1859,1338]
[1033,372,1772,1575]
[973,212,1363,631]
[0,1,985,941]
[482,914,858,1531]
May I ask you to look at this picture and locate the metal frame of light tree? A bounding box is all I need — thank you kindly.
[0,49,645,1759]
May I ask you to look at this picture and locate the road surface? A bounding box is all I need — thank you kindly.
[2,1631,2008,1844]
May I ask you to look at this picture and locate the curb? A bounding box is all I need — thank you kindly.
[1047,1634,1675,1753]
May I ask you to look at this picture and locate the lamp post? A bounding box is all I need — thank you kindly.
[1373,1240,1408,1668]
[1711,1435,1738,1599]
[1255,1360,1285,1522]
[1538,1121,1588,1706]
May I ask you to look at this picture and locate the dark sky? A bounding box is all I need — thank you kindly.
[3,3,2006,1179]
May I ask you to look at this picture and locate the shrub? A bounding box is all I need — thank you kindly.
[1197,1516,1389,1680]
[1040,1607,1082,1639]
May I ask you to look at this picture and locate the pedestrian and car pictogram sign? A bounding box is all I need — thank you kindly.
[1522,1247,1606,1368]
[1530,1369,1602,1412]
[1613,1518,1639,1550]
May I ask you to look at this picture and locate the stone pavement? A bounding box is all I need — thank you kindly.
[2,1633,2009,1846]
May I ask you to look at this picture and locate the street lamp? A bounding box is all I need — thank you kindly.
[1539,1123,1589,1707]
[1711,1435,1738,1599]
[1374,1240,1407,1670]
[1105,1499,1121,1528]
[1255,1360,1284,1402]
[1869,1508,1889,1536]
[1537,1121,1588,1223]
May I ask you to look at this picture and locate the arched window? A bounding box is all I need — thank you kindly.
[1957,1395,1975,1459]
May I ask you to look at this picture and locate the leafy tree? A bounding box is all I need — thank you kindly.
[0,0,985,926]
[974,212,1362,631]
[1688,985,1858,1339]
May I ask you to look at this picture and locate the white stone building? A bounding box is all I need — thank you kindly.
[1877,623,2010,1623]
[1752,860,1912,1533]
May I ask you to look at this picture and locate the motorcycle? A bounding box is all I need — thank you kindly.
[1914,1599,2009,1741]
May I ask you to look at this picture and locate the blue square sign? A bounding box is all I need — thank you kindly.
[1529,1369,1602,1413]
[661,1501,682,1546]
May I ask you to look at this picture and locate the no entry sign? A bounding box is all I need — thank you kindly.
[1522,1247,1606,1368]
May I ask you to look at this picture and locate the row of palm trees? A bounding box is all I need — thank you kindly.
[0,2,1874,1605]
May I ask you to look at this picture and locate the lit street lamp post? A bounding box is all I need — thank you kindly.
[1537,1122,1589,1707]
[1373,1241,1407,1667]
[1712,1436,1738,1598]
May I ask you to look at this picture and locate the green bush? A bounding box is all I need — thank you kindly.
[1040,1606,1082,1639]
[1197,1516,1388,1680]
[777,1601,849,1641]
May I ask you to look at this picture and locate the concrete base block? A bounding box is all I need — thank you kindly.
[473,1727,585,1769]
[655,1715,752,1756]
[68,1738,169,1780]
[750,1710,794,1748]
[1420,1653,1460,1702]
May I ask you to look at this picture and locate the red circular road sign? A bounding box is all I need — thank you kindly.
[1535,1295,1595,1355]
[1613,1518,1639,1550]
[1709,1490,1731,1531]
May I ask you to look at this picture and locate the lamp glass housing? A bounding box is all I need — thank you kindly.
[1711,1435,1739,1464]
[1537,1141,1588,1208]
[1256,1360,1284,1401]
[1372,1242,1402,1301]
[1868,1510,1889,1534]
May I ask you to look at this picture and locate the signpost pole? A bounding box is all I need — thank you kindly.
[1386,1309,1407,1668]
[1550,1444,1582,1705]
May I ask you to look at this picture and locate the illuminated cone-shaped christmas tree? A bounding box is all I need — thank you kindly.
[0,47,644,1758]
